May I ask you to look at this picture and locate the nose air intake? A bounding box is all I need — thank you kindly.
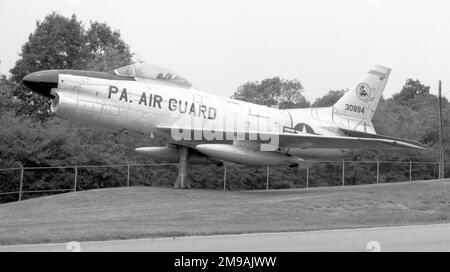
[22,70,59,98]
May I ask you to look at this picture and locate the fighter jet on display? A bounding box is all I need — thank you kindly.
[23,63,424,188]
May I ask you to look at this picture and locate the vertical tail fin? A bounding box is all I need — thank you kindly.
[333,65,391,122]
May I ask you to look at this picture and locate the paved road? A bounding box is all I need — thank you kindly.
[1,223,449,252]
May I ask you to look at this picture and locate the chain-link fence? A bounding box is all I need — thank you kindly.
[0,160,446,203]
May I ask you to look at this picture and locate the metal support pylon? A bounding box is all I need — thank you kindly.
[174,146,190,189]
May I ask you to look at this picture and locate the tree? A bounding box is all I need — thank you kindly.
[365,79,443,169]
[312,89,346,107]
[392,79,430,104]
[10,13,87,82]
[0,75,15,113]
[86,46,133,72]
[232,77,310,109]
[85,21,133,71]
[9,12,133,120]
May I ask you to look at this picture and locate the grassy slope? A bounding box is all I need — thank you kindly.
[1,180,450,245]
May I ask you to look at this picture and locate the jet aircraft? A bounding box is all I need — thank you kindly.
[23,63,424,188]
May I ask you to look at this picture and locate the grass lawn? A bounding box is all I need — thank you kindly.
[1,180,450,245]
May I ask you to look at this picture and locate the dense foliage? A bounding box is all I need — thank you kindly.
[233,77,310,109]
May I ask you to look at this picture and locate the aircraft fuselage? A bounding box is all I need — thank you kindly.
[49,72,355,162]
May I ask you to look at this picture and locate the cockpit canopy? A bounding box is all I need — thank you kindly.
[113,63,192,88]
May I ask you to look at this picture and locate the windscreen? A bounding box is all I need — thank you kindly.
[134,63,192,88]
[114,63,192,88]
[113,65,134,77]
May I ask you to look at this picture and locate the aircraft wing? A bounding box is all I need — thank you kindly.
[338,128,425,148]
[275,133,425,150]
[156,125,425,150]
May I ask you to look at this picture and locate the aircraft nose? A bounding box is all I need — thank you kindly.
[23,70,59,98]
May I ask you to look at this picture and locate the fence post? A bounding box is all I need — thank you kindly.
[376,160,380,184]
[342,160,345,186]
[127,163,130,187]
[433,163,437,179]
[73,165,78,192]
[223,165,227,191]
[306,167,309,189]
[409,160,412,181]
[266,166,270,190]
[18,165,24,201]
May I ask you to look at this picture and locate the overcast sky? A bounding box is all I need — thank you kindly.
[0,0,449,101]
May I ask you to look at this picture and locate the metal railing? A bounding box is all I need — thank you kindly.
[0,160,446,203]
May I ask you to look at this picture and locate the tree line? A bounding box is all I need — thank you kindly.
[0,12,447,203]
